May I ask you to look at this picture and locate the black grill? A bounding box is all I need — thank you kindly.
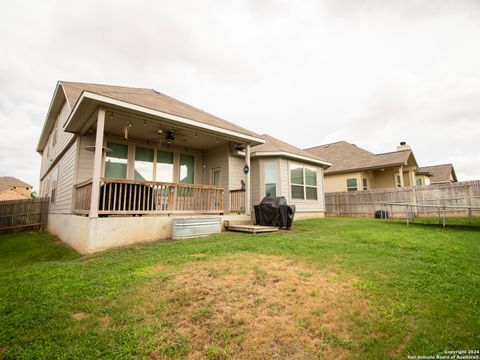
[254,196,296,229]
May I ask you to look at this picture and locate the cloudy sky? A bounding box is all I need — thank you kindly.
[1,0,479,189]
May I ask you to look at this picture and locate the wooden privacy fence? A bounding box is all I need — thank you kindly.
[325,180,480,218]
[0,197,49,234]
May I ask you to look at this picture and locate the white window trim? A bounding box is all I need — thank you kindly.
[263,159,277,197]
[362,178,368,191]
[289,162,318,201]
[347,178,358,192]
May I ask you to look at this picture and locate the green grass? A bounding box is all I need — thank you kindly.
[0,218,479,359]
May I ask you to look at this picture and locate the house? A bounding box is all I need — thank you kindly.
[37,81,330,253]
[305,141,420,192]
[416,164,457,185]
[0,177,32,201]
[249,134,331,215]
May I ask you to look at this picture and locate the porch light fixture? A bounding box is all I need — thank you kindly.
[123,121,132,140]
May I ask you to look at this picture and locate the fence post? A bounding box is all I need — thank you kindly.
[464,183,471,216]
[370,190,375,217]
[412,187,418,216]
[336,193,340,216]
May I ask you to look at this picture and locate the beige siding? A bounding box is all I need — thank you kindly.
[0,189,30,201]
[229,155,245,191]
[203,144,230,210]
[40,101,74,180]
[324,172,362,192]
[76,135,95,182]
[204,144,229,186]
[250,158,260,209]
[361,171,375,191]
[371,168,396,189]
[49,139,78,214]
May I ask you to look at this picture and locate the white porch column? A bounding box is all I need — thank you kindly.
[89,108,106,218]
[399,166,405,188]
[245,144,251,215]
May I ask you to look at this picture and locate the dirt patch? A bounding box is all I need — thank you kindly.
[0,347,7,356]
[71,312,88,320]
[143,254,365,359]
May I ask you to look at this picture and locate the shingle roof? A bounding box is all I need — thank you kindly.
[251,134,331,166]
[305,141,413,174]
[60,81,261,139]
[0,177,32,192]
[417,164,457,183]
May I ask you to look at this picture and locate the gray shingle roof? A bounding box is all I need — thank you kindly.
[417,164,457,183]
[305,141,413,174]
[252,134,331,166]
[60,81,261,140]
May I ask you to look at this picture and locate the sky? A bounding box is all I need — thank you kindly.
[1,0,479,190]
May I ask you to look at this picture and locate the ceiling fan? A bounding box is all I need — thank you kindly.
[148,127,187,147]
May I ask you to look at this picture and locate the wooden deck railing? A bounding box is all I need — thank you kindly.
[229,188,245,213]
[73,179,93,214]
[74,178,224,215]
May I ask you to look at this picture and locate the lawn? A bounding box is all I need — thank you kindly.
[0,218,479,359]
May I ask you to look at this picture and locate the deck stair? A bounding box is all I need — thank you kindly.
[223,220,279,234]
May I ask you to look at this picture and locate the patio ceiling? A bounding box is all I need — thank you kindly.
[64,90,264,147]
[98,109,234,150]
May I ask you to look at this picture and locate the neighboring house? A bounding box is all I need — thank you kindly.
[0,177,32,201]
[416,164,458,185]
[37,81,330,253]
[305,141,420,192]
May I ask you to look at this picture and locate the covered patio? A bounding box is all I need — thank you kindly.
[64,89,263,218]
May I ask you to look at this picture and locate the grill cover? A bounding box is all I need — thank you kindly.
[254,196,296,229]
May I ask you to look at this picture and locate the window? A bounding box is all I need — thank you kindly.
[290,165,317,200]
[363,178,368,191]
[156,151,174,182]
[416,178,423,186]
[52,119,58,148]
[134,147,154,181]
[105,143,128,179]
[264,160,276,197]
[50,167,58,204]
[179,154,194,184]
[347,178,357,192]
[396,175,402,187]
[212,168,221,186]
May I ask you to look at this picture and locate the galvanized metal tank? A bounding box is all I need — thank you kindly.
[171,217,222,240]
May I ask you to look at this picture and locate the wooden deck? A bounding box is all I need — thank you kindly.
[224,220,279,234]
